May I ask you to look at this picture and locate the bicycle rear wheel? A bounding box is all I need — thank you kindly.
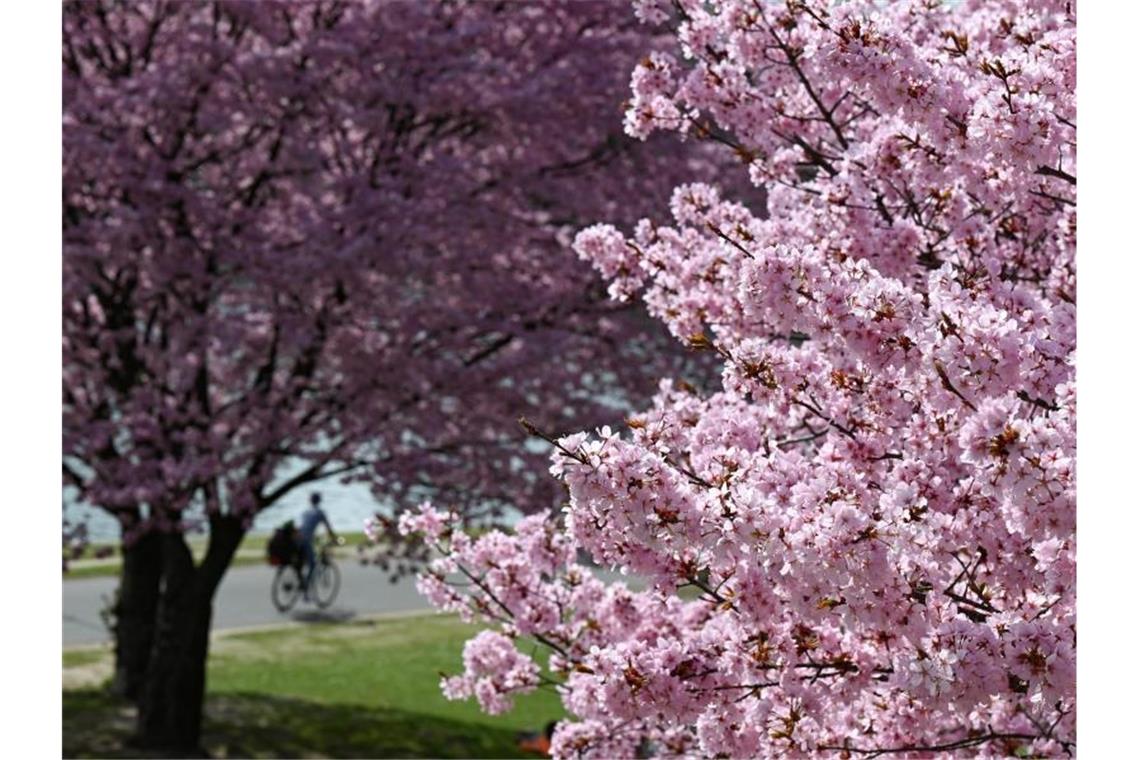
[313,560,340,609]
[271,565,302,613]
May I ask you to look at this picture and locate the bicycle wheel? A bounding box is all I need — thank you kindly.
[271,565,302,613]
[313,559,340,609]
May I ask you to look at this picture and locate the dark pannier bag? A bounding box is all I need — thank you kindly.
[266,521,297,566]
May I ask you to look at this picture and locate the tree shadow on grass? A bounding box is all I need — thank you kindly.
[64,689,540,759]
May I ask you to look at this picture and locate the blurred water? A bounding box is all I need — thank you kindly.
[64,478,391,541]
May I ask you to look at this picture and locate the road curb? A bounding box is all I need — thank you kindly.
[63,607,442,652]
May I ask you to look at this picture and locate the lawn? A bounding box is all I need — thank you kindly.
[63,613,564,758]
[64,531,371,581]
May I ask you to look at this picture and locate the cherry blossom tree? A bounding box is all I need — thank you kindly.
[407,0,1076,756]
[62,1,722,749]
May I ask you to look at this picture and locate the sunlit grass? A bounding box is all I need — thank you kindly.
[63,612,564,758]
[64,532,370,580]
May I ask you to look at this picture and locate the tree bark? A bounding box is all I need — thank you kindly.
[110,529,162,701]
[134,514,245,754]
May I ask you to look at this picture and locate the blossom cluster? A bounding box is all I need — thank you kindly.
[407,0,1074,756]
[63,0,723,542]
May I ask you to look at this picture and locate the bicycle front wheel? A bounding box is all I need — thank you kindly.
[271,565,301,613]
[313,560,340,609]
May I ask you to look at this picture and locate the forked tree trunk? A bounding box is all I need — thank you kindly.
[110,529,162,701]
[135,515,245,753]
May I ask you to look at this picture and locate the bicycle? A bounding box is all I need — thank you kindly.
[271,538,342,613]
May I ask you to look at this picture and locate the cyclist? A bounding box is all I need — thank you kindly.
[297,492,341,599]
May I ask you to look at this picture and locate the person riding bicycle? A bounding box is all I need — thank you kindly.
[297,492,340,599]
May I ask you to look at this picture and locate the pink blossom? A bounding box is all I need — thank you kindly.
[409,1,1075,756]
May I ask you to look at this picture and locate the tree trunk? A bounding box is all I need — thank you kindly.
[134,515,245,754]
[110,529,162,701]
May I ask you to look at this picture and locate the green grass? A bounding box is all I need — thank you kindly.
[64,531,370,581]
[63,613,564,758]
[63,649,107,669]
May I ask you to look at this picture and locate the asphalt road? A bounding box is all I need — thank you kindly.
[63,558,431,647]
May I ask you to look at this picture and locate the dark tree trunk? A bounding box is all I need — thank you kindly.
[110,529,162,701]
[134,515,245,754]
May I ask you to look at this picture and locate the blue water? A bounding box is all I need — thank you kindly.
[64,478,392,541]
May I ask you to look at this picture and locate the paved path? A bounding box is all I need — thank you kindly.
[64,559,430,647]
